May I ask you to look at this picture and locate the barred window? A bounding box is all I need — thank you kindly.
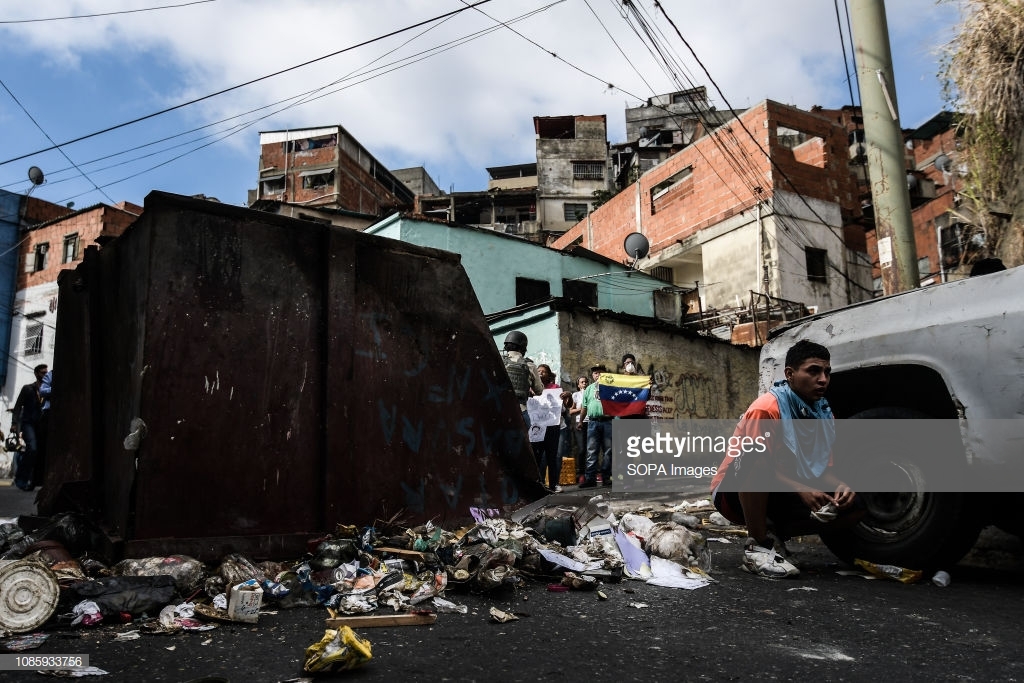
[563,203,589,222]
[572,161,604,180]
[24,323,43,356]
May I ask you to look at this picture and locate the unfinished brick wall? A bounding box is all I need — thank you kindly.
[259,132,408,215]
[552,101,859,265]
[20,205,139,290]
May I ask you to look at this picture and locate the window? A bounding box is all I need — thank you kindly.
[562,278,597,307]
[24,323,43,356]
[286,134,337,152]
[515,277,550,306]
[918,256,931,279]
[650,166,693,203]
[650,266,674,283]
[261,174,285,195]
[300,169,335,190]
[563,203,589,222]
[572,161,604,181]
[63,234,80,264]
[805,247,828,283]
[31,243,49,272]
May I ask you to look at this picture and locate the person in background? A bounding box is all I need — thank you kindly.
[569,375,589,485]
[502,331,544,431]
[36,369,53,489]
[579,364,613,488]
[11,364,47,492]
[535,364,571,492]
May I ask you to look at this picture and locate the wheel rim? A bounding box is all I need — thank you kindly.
[854,461,930,543]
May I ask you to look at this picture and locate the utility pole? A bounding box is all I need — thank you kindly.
[850,0,919,294]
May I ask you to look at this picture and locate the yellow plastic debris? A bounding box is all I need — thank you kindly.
[303,626,373,673]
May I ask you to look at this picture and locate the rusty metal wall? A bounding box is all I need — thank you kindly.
[43,192,543,559]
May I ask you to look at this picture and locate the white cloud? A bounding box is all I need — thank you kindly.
[0,0,961,204]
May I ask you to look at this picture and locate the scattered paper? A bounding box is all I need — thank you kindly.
[628,602,650,609]
[646,556,711,590]
[787,586,818,592]
[706,537,732,544]
[113,631,140,642]
[489,607,518,623]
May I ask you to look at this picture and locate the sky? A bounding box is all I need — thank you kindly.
[0,0,963,211]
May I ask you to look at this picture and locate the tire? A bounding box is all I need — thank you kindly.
[819,407,982,570]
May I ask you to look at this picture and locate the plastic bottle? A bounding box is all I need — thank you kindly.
[932,570,951,587]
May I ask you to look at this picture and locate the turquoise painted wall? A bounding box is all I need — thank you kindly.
[368,215,664,319]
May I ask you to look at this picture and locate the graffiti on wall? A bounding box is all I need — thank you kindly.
[374,361,526,515]
[643,362,723,420]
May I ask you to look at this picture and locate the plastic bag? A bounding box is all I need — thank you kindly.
[854,558,923,584]
[215,553,265,586]
[68,575,176,616]
[112,555,205,594]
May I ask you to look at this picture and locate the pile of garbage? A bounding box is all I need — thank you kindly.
[0,496,720,670]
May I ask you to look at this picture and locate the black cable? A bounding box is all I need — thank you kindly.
[834,0,858,107]
[0,0,496,168]
[0,79,117,205]
[0,0,215,24]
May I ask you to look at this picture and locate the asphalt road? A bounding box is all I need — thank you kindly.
[1,480,1022,682]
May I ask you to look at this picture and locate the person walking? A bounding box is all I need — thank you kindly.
[11,364,47,491]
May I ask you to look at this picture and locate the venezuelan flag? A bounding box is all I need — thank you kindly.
[597,373,650,417]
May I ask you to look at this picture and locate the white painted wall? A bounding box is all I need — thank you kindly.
[2,282,58,418]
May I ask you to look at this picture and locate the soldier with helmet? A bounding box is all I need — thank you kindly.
[502,330,544,429]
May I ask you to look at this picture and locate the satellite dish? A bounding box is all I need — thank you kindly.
[27,166,44,185]
[934,154,952,173]
[623,232,650,260]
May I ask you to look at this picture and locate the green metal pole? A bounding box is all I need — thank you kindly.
[850,0,919,294]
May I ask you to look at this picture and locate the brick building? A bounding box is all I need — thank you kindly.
[252,125,414,218]
[3,201,142,412]
[551,100,874,334]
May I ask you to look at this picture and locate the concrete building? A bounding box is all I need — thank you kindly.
[615,87,740,188]
[251,125,414,217]
[534,115,611,235]
[3,201,141,412]
[416,163,538,237]
[552,100,873,340]
[392,167,442,196]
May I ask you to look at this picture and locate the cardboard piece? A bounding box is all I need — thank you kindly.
[325,613,437,629]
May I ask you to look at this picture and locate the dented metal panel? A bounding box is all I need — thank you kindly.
[42,191,543,559]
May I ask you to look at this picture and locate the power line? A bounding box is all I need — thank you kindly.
[0,0,215,24]
[0,0,496,168]
[36,2,561,205]
[0,79,117,205]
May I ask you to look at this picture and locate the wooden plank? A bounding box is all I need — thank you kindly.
[325,613,437,629]
[370,547,428,561]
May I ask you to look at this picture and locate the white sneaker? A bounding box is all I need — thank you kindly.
[742,538,800,578]
[553,485,563,493]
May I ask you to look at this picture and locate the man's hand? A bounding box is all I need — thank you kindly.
[797,489,833,510]
[832,483,856,509]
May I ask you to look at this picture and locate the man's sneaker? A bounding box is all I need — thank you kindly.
[742,538,800,578]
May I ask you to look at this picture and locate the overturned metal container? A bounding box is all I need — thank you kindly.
[41,192,543,560]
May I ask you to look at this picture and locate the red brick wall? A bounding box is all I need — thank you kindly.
[19,205,138,290]
[552,101,858,261]
[260,138,406,215]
